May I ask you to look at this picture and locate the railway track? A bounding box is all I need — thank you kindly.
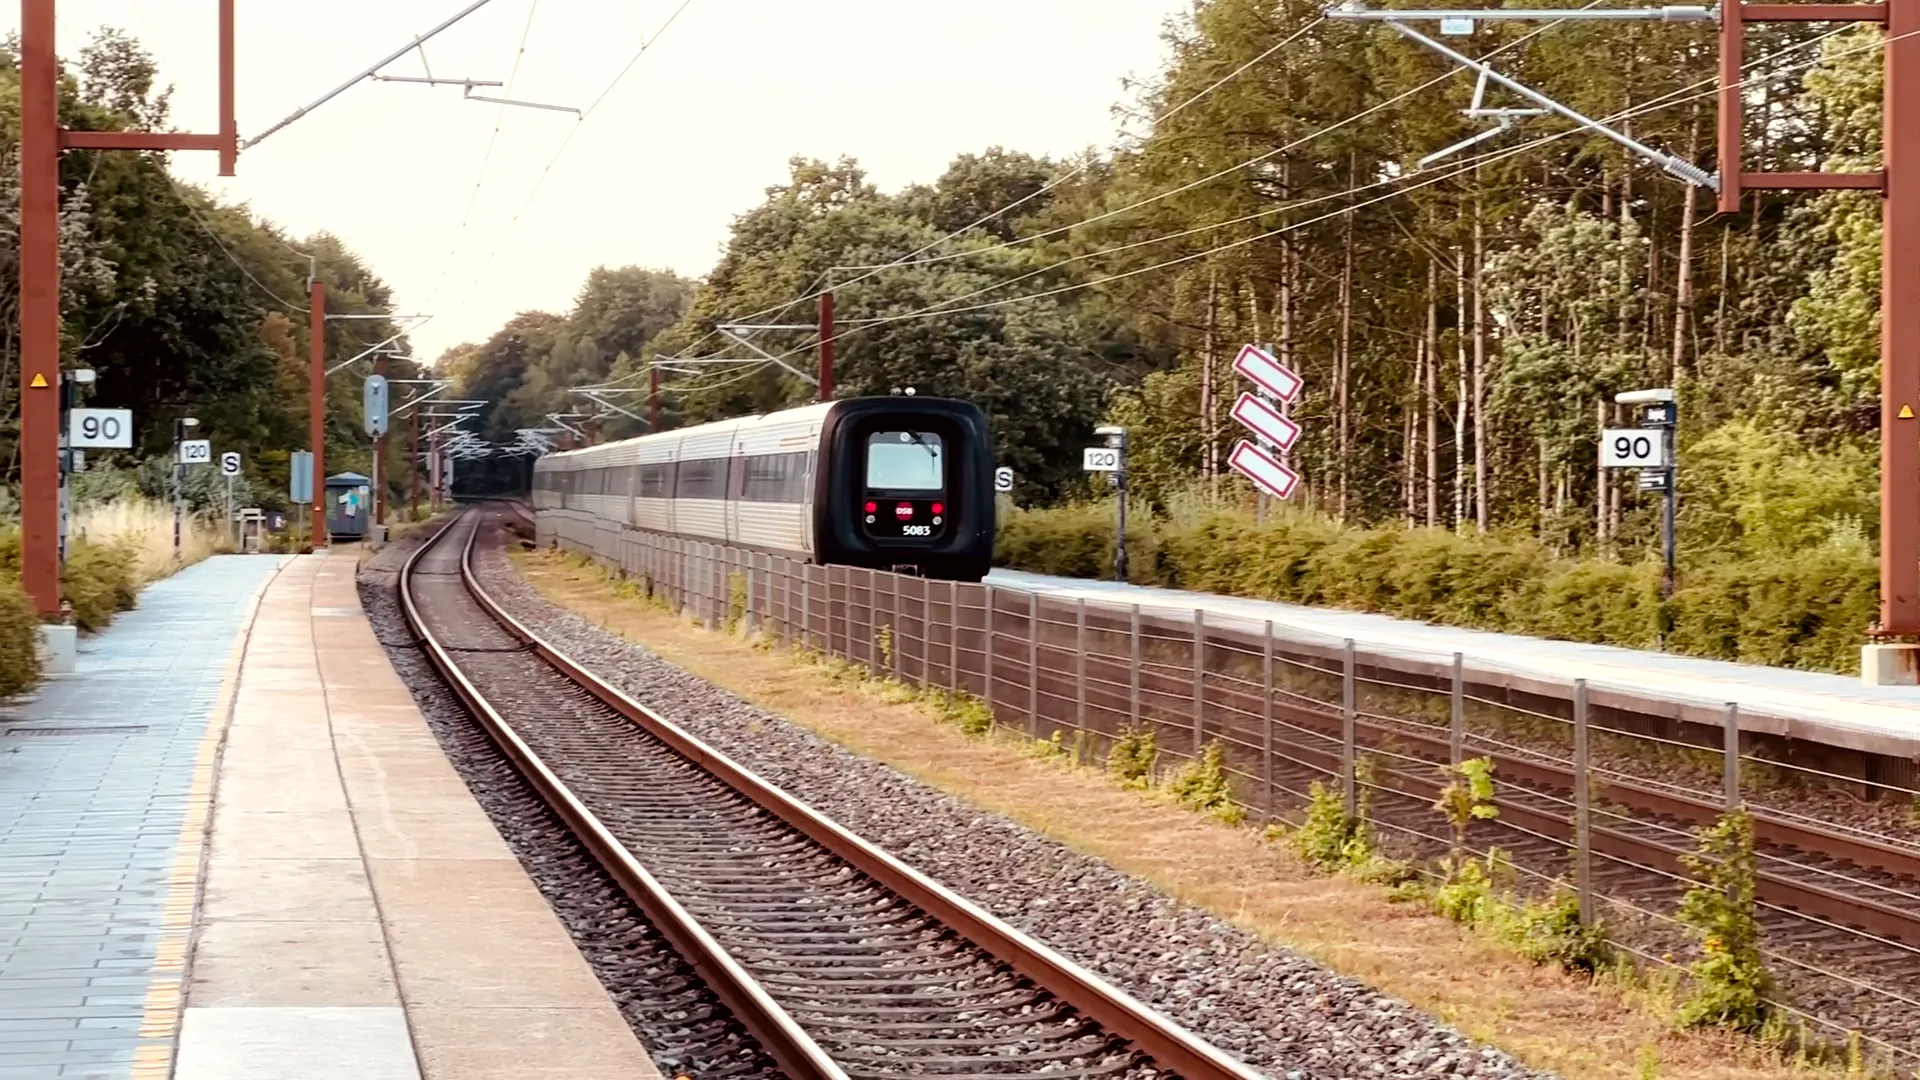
[400,509,1265,1080]
[1238,694,1920,1053]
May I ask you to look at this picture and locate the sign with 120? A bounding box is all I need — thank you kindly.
[178,439,213,465]
[1082,447,1121,473]
[1599,428,1666,469]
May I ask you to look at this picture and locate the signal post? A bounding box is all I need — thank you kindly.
[17,0,236,614]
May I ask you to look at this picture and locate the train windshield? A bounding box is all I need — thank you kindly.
[866,431,944,491]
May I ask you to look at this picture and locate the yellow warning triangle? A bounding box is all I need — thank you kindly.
[28,373,47,389]
[1902,404,1915,419]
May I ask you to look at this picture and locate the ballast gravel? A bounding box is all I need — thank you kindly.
[474,535,1558,1080]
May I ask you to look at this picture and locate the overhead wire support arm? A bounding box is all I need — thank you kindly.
[715,324,822,386]
[372,74,581,115]
[372,75,505,89]
[243,0,506,150]
[1326,2,1718,189]
[580,393,649,424]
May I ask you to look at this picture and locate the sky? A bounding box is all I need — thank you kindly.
[3,0,1190,361]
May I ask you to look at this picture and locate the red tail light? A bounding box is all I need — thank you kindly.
[864,501,877,513]
[932,502,944,515]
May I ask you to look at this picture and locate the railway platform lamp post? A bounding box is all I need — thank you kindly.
[1096,425,1130,583]
[56,367,95,568]
[172,417,200,564]
[1605,388,1679,642]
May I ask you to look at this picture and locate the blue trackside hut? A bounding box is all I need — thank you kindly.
[324,471,373,541]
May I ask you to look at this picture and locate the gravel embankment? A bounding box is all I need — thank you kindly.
[360,536,780,1080]
[471,528,1557,1080]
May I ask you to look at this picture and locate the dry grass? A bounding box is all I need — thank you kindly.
[70,499,227,583]
[514,549,1852,1080]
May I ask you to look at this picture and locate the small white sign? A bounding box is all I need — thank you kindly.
[1600,428,1666,469]
[994,466,1014,493]
[178,439,212,465]
[220,451,242,477]
[1230,392,1302,452]
[1230,440,1300,500]
[68,408,133,449]
[1233,343,1304,403]
[1440,16,1475,35]
[1082,447,1121,473]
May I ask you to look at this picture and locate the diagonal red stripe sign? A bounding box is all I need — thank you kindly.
[1230,391,1301,451]
[1232,343,1303,402]
[1229,440,1300,500]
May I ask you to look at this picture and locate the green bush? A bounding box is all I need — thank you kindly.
[62,540,138,632]
[0,579,42,697]
[996,503,1877,674]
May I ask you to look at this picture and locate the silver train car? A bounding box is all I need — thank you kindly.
[532,395,995,581]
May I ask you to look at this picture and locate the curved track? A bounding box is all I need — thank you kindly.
[400,510,1265,1080]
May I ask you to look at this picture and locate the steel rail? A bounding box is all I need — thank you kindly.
[399,513,848,1080]
[437,510,1267,1080]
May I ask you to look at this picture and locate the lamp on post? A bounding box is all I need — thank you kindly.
[1096,424,1129,583]
[57,368,95,570]
[173,417,199,563]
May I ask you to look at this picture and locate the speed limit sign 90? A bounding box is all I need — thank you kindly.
[68,408,133,449]
[1600,428,1667,469]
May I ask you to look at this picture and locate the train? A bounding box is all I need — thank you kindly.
[531,394,996,581]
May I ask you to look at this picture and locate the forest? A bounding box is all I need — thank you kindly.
[0,1,1890,670]
[453,0,1885,667]
[461,0,1885,541]
[0,29,417,516]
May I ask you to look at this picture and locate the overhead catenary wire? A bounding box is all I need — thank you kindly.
[105,5,310,313]
[738,21,1874,370]
[424,0,543,314]
[659,10,1346,369]
[708,0,1621,337]
[162,174,310,312]
[447,0,700,330]
[725,15,1334,322]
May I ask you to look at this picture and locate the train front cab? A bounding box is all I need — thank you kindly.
[813,397,993,582]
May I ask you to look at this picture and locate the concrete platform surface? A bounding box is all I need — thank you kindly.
[990,568,1920,757]
[176,552,659,1080]
[0,554,287,1080]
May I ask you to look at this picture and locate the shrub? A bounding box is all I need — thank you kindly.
[996,503,1879,674]
[1676,810,1774,1031]
[62,540,139,632]
[1502,887,1611,973]
[1434,757,1500,855]
[0,579,42,697]
[1164,740,1244,824]
[1288,780,1372,870]
[1106,726,1157,788]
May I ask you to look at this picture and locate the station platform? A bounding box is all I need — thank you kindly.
[989,568,1920,760]
[0,552,658,1080]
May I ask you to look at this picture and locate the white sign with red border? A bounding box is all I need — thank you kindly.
[1231,343,1303,403]
[1229,392,1301,452]
[1229,440,1300,500]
